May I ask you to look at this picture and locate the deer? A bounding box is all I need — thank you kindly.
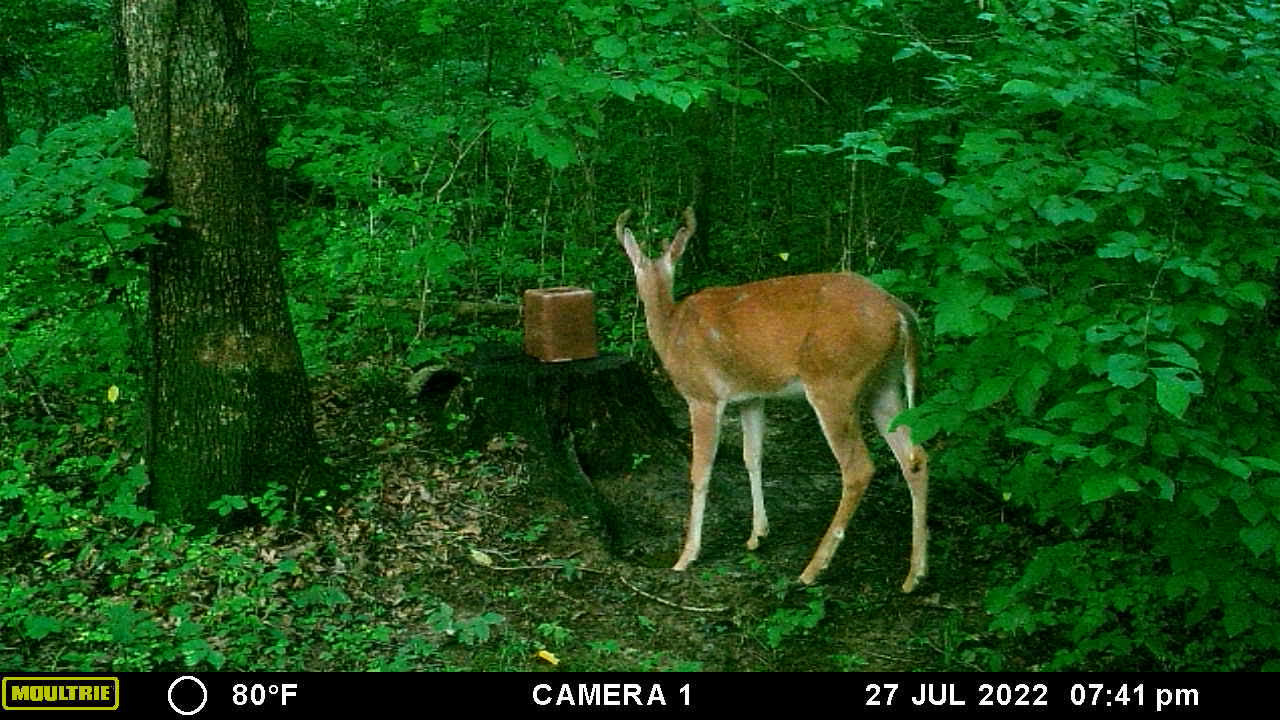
[616,207,928,592]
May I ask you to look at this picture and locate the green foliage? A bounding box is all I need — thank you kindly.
[758,587,828,650]
[1,109,160,471]
[426,602,505,646]
[2,115,167,662]
[843,0,1280,669]
[0,0,117,142]
[1,445,153,555]
[206,483,292,526]
[4,487,440,671]
[536,620,574,647]
[266,107,470,370]
[210,494,251,517]
[503,514,552,544]
[831,652,869,671]
[986,540,1236,670]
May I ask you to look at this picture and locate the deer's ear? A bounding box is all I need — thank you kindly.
[620,227,647,268]
[666,206,696,263]
[615,208,644,267]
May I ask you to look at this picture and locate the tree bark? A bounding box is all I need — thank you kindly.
[119,0,326,525]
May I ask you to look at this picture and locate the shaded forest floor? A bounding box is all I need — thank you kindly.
[3,357,1044,673]
[295,361,1040,673]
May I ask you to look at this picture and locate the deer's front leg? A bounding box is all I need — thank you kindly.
[673,399,724,571]
[741,400,769,550]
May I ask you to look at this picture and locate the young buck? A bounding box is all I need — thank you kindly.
[616,207,928,592]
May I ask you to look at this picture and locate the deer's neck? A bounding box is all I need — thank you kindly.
[640,286,682,363]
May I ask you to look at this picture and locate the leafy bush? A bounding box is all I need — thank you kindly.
[266,106,470,370]
[1,108,161,451]
[834,0,1280,669]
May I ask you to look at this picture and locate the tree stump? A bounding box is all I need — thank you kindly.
[421,344,684,551]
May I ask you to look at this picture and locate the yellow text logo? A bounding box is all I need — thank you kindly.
[3,677,120,711]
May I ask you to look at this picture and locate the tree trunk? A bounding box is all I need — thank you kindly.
[119,0,326,525]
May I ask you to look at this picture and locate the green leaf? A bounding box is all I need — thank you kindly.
[593,35,627,59]
[1198,305,1229,325]
[1108,369,1147,389]
[1151,433,1180,457]
[933,300,986,336]
[1082,474,1120,503]
[1106,354,1147,389]
[1219,456,1251,480]
[1235,496,1267,526]
[1240,523,1278,557]
[1072,413,1111,435]
[1000,79,1042,97]
[610,78,637,101]
[104,222,131,241]
[1149,342,1198,371]
[1188,488,1219,516]
[1013,362,1051,416]
[1007,427,1057,446]
[1176,261,1218,284]
[1087,324,1126,343]
[1114,424,1146,446]
[957,130,1020,167]
[524,126,576,169]
[1150,87,1182,120]
[23,615,62,640]
[1233,281,1269,307]
[980,294,1015,320]
[1136,466,1174,500]
[933,278,989,336]
[104,181,137,204]
[1155,374,1191,418]
[1089,445,1115,467]
[1161,162,1190,180]
[1246,457,1280,475]
[1038,195,1097,225]
[1097,87,1143,109]
[892,45,923,62]
[1080,163,1120,192]
[1223,600,1253,637]
[1098,231,1139,259]
[969,375,1015,410]
[1045,400,1090,422]
[1046,332,1082,369]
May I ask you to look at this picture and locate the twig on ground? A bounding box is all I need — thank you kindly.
[616,574,729,614]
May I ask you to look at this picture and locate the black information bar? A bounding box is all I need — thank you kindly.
[0,672,1255,716]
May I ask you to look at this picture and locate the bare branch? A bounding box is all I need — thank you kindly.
[692,9,829,106]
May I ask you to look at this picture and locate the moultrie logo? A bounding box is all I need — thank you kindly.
[2,676,120,711]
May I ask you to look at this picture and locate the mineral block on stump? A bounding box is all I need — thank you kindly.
[522,287,599,362]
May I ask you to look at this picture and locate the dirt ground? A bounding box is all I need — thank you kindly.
[314,364,1026,672]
